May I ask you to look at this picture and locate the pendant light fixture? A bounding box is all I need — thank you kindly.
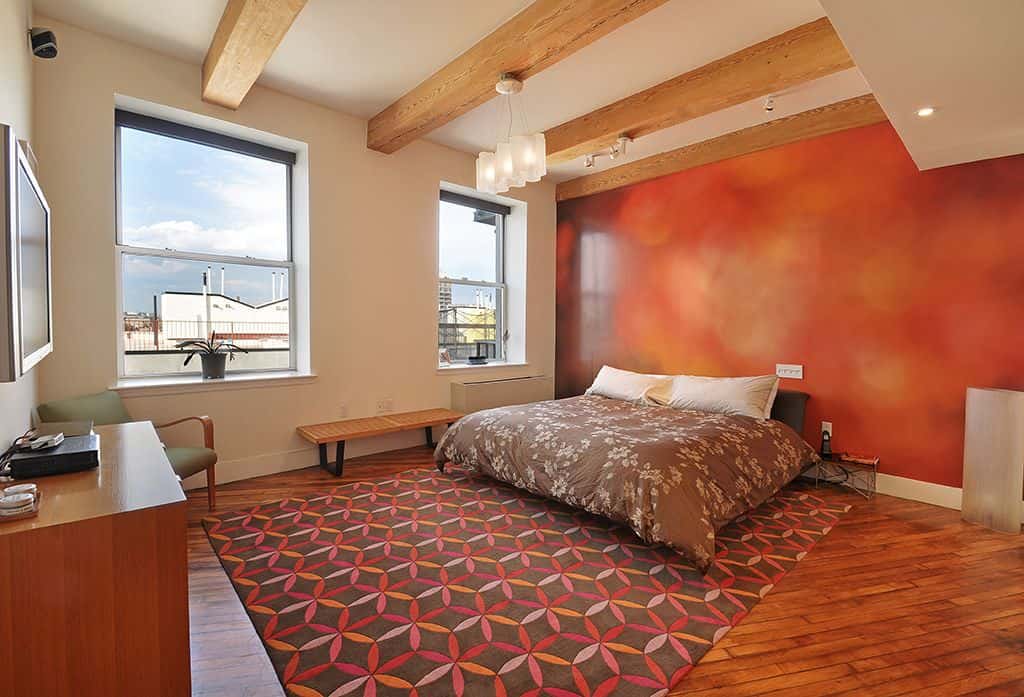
[476,74,546,194]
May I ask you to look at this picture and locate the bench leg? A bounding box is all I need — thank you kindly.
[425,425,435,449]
[319,442,344,477]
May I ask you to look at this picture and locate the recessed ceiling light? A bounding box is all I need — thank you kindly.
[916,106,936,117]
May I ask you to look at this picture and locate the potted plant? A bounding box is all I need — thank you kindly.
[175,332,248,380]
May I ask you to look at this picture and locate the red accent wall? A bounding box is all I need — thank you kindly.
[556,122,1024,488]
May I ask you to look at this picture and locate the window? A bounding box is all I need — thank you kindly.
[437,191,509,365]
[115,110,296,378]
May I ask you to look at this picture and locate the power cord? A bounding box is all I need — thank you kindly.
[0,428,36,478]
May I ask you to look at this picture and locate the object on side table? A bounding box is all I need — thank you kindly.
[7,433,99,479]
[468,355,489,365]
[0,482,40,520]
[815,452,879,498]
[35,389,219,509]
[962,387,1024,533]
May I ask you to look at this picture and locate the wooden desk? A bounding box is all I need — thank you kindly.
[0,421,190,696]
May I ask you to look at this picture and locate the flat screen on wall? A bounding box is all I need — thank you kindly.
[1,123,52,381]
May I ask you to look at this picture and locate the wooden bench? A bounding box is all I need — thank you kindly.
[297,408,464,476]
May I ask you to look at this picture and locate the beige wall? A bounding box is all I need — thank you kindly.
[0,0,38,445]
[32,17,556,484]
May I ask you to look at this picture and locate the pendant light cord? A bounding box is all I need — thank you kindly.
[517,92,530,135]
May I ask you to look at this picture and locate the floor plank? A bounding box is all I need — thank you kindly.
[185,446,1024,696]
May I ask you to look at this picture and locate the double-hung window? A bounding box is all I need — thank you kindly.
[437,190,509,365]
[115,110,296,378]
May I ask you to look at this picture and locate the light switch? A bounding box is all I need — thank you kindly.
[776,364,804,379]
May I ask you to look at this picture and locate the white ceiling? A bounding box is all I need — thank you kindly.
[37,0,856,181]
[32,0,534,117]
[35,0,1020,181]
[821,0,1024,170]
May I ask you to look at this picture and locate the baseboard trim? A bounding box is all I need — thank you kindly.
[188,450,1023,518]
[180,429,434,491]
[181,447,315,490]
[874,473,963,510]
[803,467,1024,515]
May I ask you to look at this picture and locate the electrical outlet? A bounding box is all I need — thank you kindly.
[376,398,394,414]
[339,403,348,418]
[776,363,804,379]
[821,421,833,437]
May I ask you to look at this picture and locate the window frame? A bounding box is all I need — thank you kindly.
[114,110,297,379]
[437,191,509,365]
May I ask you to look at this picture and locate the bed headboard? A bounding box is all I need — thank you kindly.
[771,390,809,433]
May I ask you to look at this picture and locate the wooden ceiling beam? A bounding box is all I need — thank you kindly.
[366,0,669,155]
[545,17,854,165]
[202,0,307,110]
[555,94,887,201]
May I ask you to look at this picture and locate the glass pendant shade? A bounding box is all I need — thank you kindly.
[476,151,498,194]
[512,133,546,182]
[475,76,547,194]
[494,141,521,192]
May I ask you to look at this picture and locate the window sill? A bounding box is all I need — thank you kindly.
[113,370,317,397]
[436,361,530,375]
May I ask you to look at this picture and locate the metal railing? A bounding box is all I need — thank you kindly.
[438,305,498,360]
[123,317,289,353]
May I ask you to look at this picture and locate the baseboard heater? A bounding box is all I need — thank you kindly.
[451,375,553,413]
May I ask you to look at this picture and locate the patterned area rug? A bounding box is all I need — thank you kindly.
[203,467,849,697]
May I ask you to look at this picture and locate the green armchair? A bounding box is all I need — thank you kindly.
[35,390,218,510]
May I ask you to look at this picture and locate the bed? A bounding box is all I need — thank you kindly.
[434,390,818,571]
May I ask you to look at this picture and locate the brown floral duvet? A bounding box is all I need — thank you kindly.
[434,395,819,571]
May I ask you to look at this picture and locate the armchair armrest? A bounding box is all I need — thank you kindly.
[154,415,215,450]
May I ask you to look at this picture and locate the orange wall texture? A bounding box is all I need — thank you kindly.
[555,122,1024,488]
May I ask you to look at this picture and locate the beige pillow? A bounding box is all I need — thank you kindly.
[649,374,780,419]
[585,365,670,403]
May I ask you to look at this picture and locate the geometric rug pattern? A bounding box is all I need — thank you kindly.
[203,466,849,697]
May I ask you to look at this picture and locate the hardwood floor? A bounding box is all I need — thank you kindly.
[186,447,1024,696]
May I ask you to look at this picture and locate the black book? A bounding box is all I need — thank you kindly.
[9,434,100,479]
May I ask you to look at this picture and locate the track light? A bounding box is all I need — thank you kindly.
[608,136,631,160]
[583,136,631,168]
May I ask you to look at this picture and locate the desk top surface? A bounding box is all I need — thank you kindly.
[0,421,185,535]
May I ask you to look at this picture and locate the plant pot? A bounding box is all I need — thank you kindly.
[200,352,227,380]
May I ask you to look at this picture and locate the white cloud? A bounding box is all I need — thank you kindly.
[125,219,287,260]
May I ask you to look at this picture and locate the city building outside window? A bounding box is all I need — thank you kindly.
[115,110,296,377]
[437,190,509,365]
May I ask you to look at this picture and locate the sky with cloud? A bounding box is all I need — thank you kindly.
[119,128,499,314]
[119,128,289,313]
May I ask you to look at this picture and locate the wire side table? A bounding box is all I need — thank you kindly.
[814,454,879,498]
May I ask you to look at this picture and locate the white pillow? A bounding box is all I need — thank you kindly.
[650,374,780,419]
[585,365,670,403]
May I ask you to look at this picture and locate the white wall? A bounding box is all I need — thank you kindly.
[31,17,557,485]
[0,0,38,446]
